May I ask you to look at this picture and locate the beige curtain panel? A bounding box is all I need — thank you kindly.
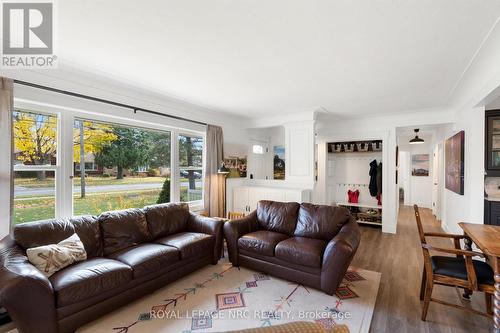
[0,77,13,237]
[204,125,224,217]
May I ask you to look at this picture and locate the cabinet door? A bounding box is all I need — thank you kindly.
[233,187,249,213]
[490,202,500,226]
[248,188,285,211]
[284,190,302,203]
[487,115,500,171]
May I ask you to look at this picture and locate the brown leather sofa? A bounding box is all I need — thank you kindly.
[0,203,223,333]
[224,201,361,295]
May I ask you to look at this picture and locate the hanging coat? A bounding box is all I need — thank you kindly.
[369,159,378,197]
[377,162,383,195]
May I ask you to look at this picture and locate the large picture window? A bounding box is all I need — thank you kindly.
[10,105,204,226]
[178,134,203,202]
[13,110,58,225]
[73,119,171,216]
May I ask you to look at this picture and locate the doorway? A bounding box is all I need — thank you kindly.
[396,124,452,218]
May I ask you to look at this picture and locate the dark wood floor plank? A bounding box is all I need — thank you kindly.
[351,205,492,333]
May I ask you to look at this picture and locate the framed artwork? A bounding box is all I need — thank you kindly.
[445,130,465,195]
[411,154,430,176]
[223,156,247,178]
[273,146,285,180]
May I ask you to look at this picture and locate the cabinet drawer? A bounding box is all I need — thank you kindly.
[489,201,500,226]
[491,201,500,214]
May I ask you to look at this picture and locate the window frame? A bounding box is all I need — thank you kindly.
[177,132,205,207]
[12,98,206,225]
[12,108,62,220]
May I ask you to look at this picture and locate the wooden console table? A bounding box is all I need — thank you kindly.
[459,222,500,332]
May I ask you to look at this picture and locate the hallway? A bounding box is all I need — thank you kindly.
[352,205,492,333]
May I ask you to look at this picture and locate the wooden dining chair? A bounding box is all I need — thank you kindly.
[413,205,495,320]
[227,211,246,220]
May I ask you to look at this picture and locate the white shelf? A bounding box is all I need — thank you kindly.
[356,220,382,226]
[336,202,382,210]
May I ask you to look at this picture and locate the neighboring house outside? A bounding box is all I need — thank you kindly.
[75,152,171,177]
[74,153,104,175]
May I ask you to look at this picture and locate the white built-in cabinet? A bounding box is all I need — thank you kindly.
[284,121,315,186]
[232,186,311,213]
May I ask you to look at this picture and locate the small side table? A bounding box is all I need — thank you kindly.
[218,217,230,258]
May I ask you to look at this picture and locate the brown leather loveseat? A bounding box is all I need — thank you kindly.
[0,203,223,333]
[224,201,360,295]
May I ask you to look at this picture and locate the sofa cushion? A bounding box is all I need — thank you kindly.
[99,208,150,255]
[256,201,300,236]
[275,237,327,268]
[155,232,214,260]
[238,230,289,257]
[108,243,179,278]
[69,215,102,258]
[26,233,87,277]
[143,203,190,239]
[49,258,132,307]
[13,218,75,250]
[294,203,351,241]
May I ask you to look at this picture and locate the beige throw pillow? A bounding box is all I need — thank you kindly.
[26,233,87,277]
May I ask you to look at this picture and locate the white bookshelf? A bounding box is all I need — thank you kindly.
[336,202,382,227]
[336,202,382,210]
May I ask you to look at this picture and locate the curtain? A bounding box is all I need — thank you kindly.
[204,125,224,217]
[0,77,13,238]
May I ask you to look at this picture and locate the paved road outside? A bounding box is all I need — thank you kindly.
[15,180,202,197]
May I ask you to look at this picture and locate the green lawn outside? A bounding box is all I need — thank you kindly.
[13,188,199,225]
[15,176,168,188]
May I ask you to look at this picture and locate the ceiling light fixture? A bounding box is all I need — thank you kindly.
[409,129,424,145]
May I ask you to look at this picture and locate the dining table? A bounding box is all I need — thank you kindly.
[458,222,500,333]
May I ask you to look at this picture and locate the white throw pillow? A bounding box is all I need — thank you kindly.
[26,233,87,277]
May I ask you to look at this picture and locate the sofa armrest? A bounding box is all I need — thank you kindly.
[188,213,224,263]
[321,217,361,295]
[223,211,259,266]
[0,236,57,333]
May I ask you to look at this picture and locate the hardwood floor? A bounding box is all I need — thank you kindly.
[351,205,492,333]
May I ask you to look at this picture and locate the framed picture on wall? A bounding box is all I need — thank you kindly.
[411,154,430,176]
[445,130,465,195]
[273,146,285,180]
[223,156,247,178]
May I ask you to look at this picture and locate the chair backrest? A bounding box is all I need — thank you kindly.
[227,212,246,220]
[413,204,427,244]
[413,205,434,276]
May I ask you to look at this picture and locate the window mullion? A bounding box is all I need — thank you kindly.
[171,130,180,202]
[58,111,74,218]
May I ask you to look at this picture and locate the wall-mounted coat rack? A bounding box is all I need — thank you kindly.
[337,183,368,187]
[328,140,382,153]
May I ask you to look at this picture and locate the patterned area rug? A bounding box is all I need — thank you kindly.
[78,259,380,333]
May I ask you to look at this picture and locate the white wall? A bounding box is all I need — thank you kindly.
[442,107,485,233]
[399,151,410,205]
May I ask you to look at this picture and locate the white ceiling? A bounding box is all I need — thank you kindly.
[57,0,500,118]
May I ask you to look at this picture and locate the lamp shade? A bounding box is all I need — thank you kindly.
[409,129,424,145]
